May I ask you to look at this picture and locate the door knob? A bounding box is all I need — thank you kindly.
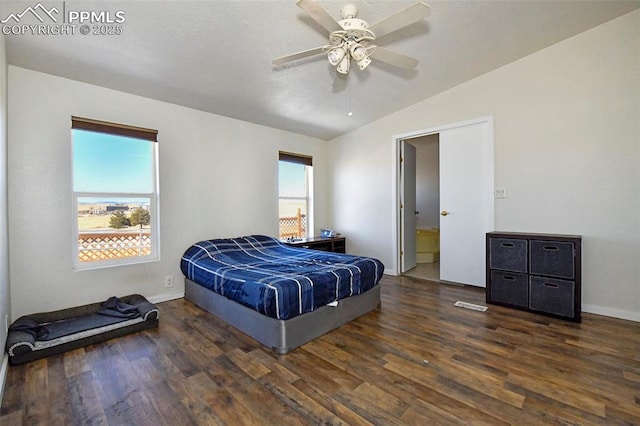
[440,210,450,216]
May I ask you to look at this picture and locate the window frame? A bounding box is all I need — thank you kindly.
[71,116,160,271]
[278,151,313,239]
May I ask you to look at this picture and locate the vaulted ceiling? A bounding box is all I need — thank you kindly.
[2,0,638,140]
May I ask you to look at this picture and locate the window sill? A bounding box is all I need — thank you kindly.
[73,255,160,272]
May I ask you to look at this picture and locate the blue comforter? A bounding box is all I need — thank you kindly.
[180,235,384,320]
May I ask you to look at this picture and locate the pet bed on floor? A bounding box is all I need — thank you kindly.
[6,294,159,365]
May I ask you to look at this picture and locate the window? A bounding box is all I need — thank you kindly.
[278,152,313,239]
[72,117,159,270]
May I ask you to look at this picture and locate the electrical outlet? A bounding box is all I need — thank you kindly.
[165,275,174,288]
[494,188,507,199]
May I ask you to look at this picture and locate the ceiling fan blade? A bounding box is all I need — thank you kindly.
[273,46,327,66]
[370,47,419,69]
[369,2,431,39]
[296,0,342,34]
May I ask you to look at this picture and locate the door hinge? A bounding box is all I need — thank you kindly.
[400,203,404,209]
[400,250,404,256]
[400,156,404,163]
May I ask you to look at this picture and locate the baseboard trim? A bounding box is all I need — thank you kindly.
[143,289,640,323]
[147,291,184,304]
[582,304,640,322]
[0,354,8,405]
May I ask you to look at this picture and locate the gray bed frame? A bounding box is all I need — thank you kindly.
[185,278,381,354]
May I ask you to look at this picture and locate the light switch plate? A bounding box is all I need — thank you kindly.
[494,188,507,199]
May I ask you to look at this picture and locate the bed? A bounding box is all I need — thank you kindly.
[180,235,384,354]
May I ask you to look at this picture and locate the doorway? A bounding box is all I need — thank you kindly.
[403,135,441,282]
[392,117,494,287]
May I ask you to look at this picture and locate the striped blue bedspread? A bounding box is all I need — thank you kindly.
[180,235,384,320]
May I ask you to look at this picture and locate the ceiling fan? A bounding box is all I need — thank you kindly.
[273,0,431,75]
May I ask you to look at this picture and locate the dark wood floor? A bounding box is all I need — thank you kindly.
[1,275,639,425]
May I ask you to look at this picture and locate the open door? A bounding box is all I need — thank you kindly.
[400,141,417,273]
[439,122,492,287]
[395,117,493,283]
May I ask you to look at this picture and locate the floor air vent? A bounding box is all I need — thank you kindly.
[454,301,488,312]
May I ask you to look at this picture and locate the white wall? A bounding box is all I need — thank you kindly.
[0,33,10,398]
[412,135,440,229]
[8,67,327,319]
[328,11,640,320]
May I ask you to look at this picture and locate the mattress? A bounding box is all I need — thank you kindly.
[180,235,384,320]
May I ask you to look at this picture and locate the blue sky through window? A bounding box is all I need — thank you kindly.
[279,161,306,197]
[73,129,153,194]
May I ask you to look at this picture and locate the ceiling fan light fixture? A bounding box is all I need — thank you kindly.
[336,55,350,74]
[356,56,372,71]
[327,46,346,66]
[349,42,367,61]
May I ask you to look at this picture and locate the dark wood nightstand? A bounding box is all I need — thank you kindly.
[284,236,346,253]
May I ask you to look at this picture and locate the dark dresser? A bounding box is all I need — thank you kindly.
[486,231,582,322]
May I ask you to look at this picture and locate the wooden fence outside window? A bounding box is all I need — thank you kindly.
[279,208,306,239]
[78,232,151,262]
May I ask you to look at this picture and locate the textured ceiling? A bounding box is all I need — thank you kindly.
[2,0,639,140]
